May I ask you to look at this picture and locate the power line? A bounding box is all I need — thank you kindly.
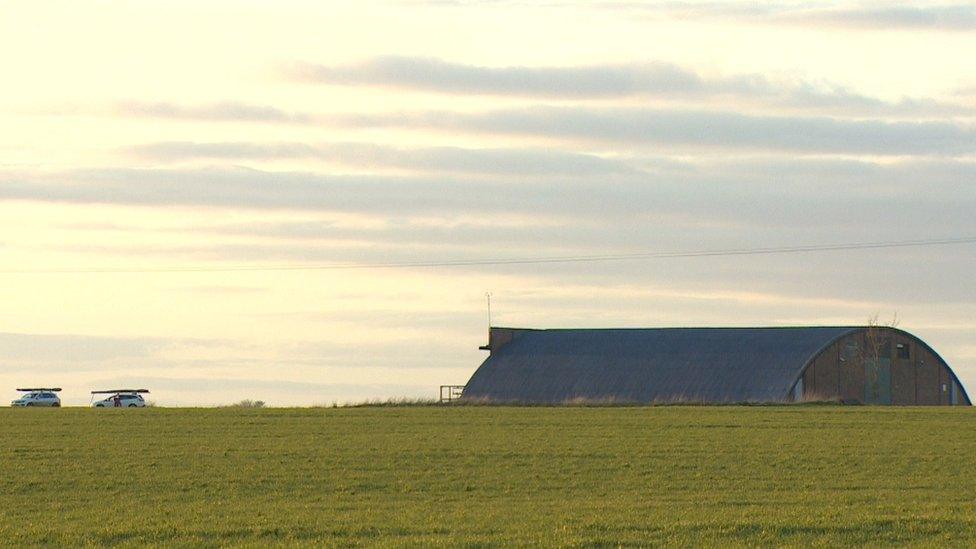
[1,235,973,275]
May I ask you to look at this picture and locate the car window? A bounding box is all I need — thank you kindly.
[44,393,56,398]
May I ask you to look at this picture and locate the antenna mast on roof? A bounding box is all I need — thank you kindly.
[485,291,492,331]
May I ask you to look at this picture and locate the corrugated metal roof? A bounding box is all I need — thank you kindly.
[463,327,859,404]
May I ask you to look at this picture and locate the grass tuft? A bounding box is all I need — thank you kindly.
[221,399,266,408]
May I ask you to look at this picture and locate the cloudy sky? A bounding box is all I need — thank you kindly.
[1,0,974,406]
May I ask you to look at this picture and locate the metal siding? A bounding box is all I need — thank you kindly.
[940,364,950,406]
[890,339,915,405]
[820,343,840,399]
[464,326,969,405]
[464,327,855,404]
[812,344,836,399]
[915,346,941,405]
[803,362,816,398]
[864,358,881,404]
[878,358,892,405]
[838,334,864,402]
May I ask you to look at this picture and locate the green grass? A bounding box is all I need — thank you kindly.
[1,406,975,546]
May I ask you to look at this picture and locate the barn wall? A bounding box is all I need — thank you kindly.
[890,334,915,405]
[940,360,951,405]
[489,328,513,353]
[487,327,527,354]
[803,341,838,398]
[797,328,965,405]
[839,336,865,402]
[915,343,945,405]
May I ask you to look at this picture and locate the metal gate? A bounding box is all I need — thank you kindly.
[439,385,465,403]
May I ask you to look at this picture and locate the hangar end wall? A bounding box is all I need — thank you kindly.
[798,328,967,405]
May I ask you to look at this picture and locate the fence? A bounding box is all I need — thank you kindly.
[439,385,465,403]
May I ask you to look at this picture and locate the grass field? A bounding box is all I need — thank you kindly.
[1,406,975,546]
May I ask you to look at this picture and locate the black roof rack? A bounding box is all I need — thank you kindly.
[91,389,150,394]
[16,388,62,392]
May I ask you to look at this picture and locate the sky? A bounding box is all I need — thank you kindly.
[1,0,974,406]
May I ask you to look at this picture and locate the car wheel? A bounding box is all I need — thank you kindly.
[95,404,104,407]
[25,402,33,407]
[52,403,60,407]
[128,404,137,407]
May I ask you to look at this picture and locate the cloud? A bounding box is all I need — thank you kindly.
[0,333,241,373]
[127,141,638,176]
[5,160,975,297]
[289,56,973,117]
[0,332,160,363]
[348,107,976,155]
[88,101,976,153]
[169,285,269,295]
[260,309,482,331]
[0,166,518,212]
[459,1,976,31]
[4,159,975,223]
[0,331,476,373]
[791,4,976,31]
[113,101,312,124]
[289,57,708,98]
[656,1,976,31]
[3,157,974,306]
[30,228,976,307]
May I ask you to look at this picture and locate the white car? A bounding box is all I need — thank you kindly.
[11,390,61,407]
[92,393,148,408]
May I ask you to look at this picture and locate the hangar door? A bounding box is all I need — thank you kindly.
[864,356,892,405]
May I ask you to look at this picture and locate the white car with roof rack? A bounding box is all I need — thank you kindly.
[91,389,150,408]
[11,388,62,407]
